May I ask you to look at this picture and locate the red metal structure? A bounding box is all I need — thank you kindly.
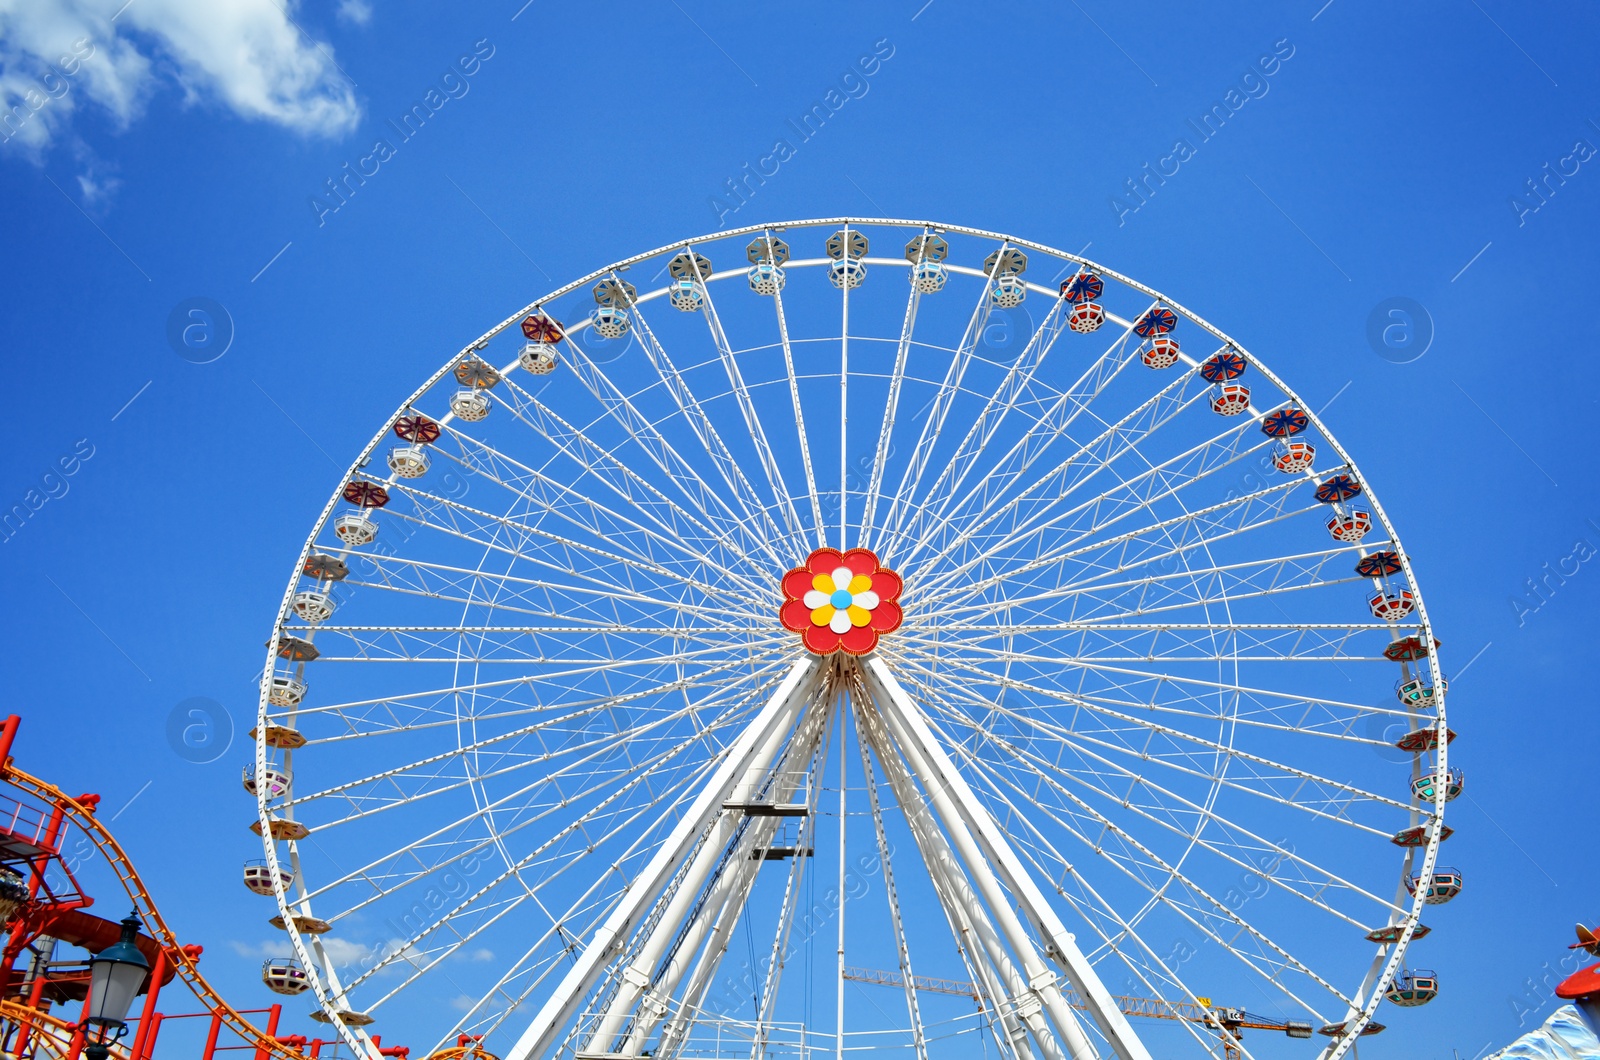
[1559,927,1600,1038]
[0,716,430,1060]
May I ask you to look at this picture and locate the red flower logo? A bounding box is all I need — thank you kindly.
[779,548,903,656]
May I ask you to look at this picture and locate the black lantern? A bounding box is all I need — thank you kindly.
[84,913,148,1059]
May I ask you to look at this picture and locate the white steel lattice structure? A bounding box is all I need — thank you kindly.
[252,219,1454,1060]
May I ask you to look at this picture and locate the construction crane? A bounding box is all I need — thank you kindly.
[840,966,1315,1060]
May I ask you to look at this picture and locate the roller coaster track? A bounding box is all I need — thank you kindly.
[0,998,131,1060]
[1,765,302,1060]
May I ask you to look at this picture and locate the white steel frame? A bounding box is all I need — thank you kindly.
[253,219,1448,1060]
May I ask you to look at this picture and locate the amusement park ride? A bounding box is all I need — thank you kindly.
[0,715,493,1060]
[4,219,1480,1060]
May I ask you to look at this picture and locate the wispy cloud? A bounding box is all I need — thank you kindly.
[0,0,361,159]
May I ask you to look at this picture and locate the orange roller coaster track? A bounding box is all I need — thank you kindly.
[0,716,305,1060]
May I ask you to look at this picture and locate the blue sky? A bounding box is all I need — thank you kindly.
[2,2,1598,1059]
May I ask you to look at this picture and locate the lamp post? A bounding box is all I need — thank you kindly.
[83,913,149,1060]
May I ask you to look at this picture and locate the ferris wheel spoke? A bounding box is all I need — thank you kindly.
[895,621,1393,663]
[486,376,773,586]
[914,479,1316,618]
[928,488,1333,621]
[859,239,926,548]
[926,663,1414,826]
[359,481,767,615]
[293,667,781,919]
[690,251,811,547]
[913,546,1358,631]
[912,556,1368,632]
[281,658,783,821]
[938,451,1303,612]
[891,297,1149,575]
[626,293,801,563]
[328,549,770,629]
[270,645,790,743]
[905,367,1217,597]
[901,662,1409,922]
[888,316,1146,572]
[946,738,1350,1018]
[427,429,721,575]
[878,260,1001,544]
[909,435,1293,616]
[1039,555,1360,625]
[1007,652,1430,743]
[918,411,1277,620]
[892,652,1425,751]
[281,623,790,663]
[899,656,1416,843]
[888,646,1413,771]
[400,428,767,599]
[321,567,770,636]
[559,331,789,572]
[766,242,828,546]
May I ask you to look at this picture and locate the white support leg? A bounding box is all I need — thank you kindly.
[583,813,740,1053]
[863,657,1155,1060]
[851,708,929,1060]
[749,693,843,1056]
[506,657,821,1060]
[862,662,1096,1060]
[855,695,1054,1060]
[617,823,766,1056]
[652,855,766,1060]
[586,671,832,1055]
[619,706,833,1056]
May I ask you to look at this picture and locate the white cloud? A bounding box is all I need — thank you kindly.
[0,0,360,157]
[336,0,373,26]
[229,939,286,959]
[72,141,118,204]
[228,936,428,978]
[450,994,477,1013]
[317,937,379,967]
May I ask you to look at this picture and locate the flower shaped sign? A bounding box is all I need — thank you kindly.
[779,548,903,656]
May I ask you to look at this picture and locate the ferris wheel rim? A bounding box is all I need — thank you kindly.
[253,218,1449,1060]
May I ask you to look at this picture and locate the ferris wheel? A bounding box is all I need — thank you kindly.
[248,219,1456,1060]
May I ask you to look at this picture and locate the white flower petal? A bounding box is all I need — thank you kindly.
[829,609,851,634]
[802,590,830,609]
[853,590,879,610]
[831,566,854,592]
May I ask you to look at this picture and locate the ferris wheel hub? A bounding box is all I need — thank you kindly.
[778,548,902,655]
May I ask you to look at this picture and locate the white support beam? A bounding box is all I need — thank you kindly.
[618,704,834,1056]
[864,656,1155,1060]
[854,697,1042,1060]
[852,708,929,1060]
[652,851,766,1060]
[862,674,1089,1060]
[505,657,821,1060]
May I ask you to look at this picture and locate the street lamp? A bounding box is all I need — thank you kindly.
[83,913,149,1060]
